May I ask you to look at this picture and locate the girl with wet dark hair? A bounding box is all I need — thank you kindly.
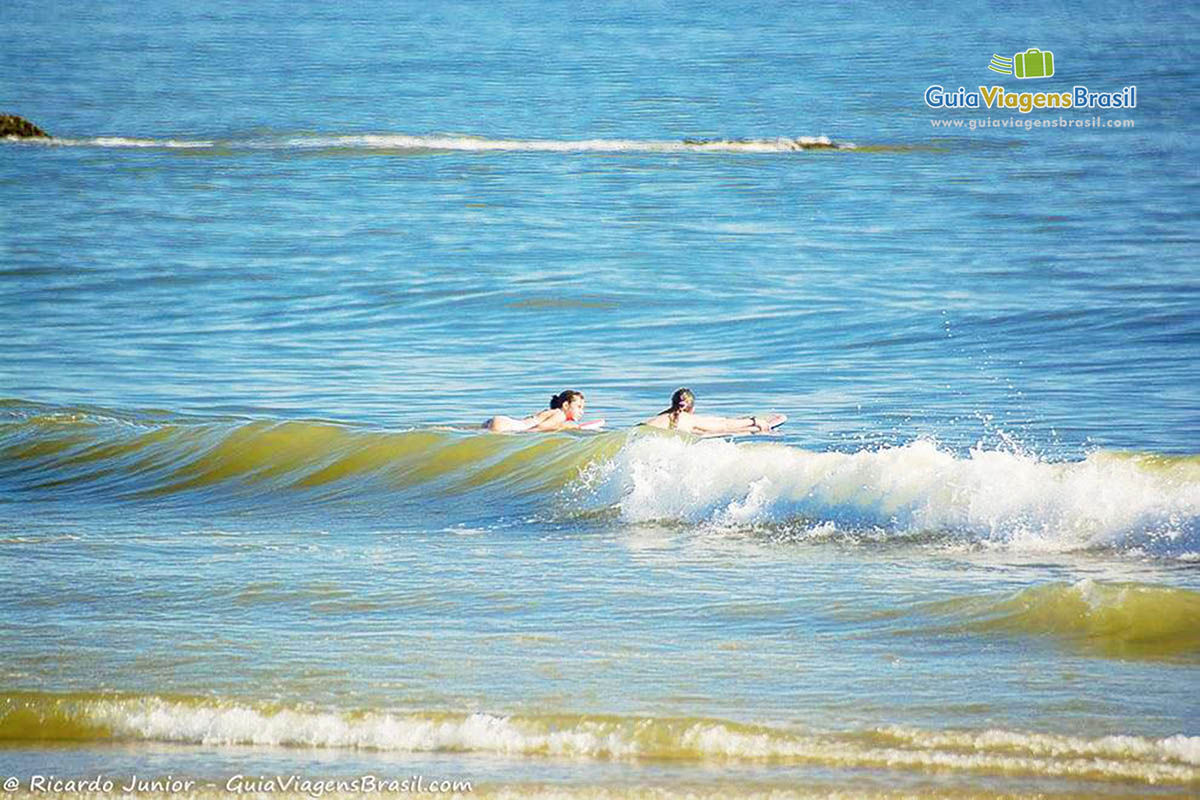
[643,387,785,435]
[484,390,586,433]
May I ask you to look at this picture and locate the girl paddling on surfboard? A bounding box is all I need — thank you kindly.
[642,388,786,436]
[484,390,591,433]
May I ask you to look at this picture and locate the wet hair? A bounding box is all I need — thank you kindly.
[660,387,694,428]
[549,390,585,410]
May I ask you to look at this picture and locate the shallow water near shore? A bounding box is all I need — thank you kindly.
[2,0,1198,797]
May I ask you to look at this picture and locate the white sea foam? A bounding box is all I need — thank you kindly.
[27,136,217,149]
[578,436,1200,554]
[51,698,1193,784]
[314,134,847,153]
[877,724,1200,765]
[11,133,847,153]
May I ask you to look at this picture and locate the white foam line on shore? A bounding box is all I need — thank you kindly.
[73,699,1199,784]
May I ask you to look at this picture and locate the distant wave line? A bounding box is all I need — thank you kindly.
[8,132,853,154]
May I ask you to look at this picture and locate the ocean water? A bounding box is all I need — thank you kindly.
[2,1,1199,798]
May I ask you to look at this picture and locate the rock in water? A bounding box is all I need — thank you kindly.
[0,114,50,138]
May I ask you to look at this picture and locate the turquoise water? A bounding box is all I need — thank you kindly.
[2,1,1199,797]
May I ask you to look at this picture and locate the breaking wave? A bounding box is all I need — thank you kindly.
[2,400,1197,556]
[4,131,852,154]
[579,434,1200,557]
[1,692,1195,786]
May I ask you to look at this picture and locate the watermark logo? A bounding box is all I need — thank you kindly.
[924,49,1135,115]
[989,49,1055,79]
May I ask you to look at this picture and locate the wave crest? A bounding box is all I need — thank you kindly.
[1,693,1195,785]
[4,401,1198,556]
[5,132,851,154]
[577,435,1200,555]
[0,403,617,505]
[911,580,1200,659]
